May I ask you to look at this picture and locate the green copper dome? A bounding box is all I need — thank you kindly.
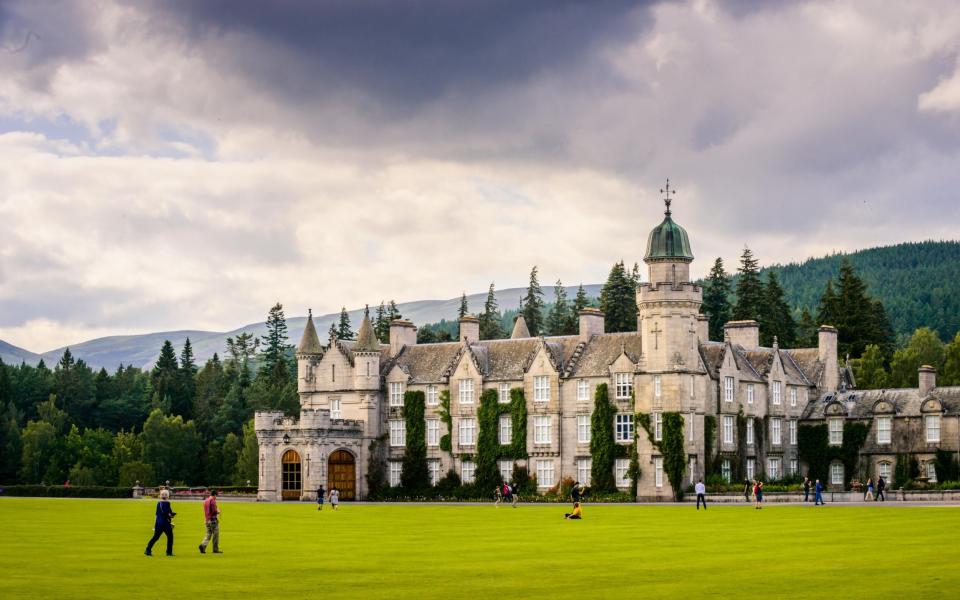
[645,214,693,261]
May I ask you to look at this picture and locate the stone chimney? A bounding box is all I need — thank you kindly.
[818,325,839,392]
[724,320,759,349]
[389,319,417,356]
[578,308,605,343]
[696,314,710,342]
[919,365,936,396]
[459,315,480,344]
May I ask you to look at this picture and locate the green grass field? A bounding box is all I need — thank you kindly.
[0,498,957,599]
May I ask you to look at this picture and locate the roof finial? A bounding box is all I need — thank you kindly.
[660,177,675,217]
[308,308,312,318]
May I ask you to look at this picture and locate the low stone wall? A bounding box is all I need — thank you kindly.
[685,490,960,503]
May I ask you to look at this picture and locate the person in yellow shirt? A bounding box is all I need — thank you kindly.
[564,502,582,520]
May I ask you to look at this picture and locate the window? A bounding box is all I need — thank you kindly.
[390,382,404,407]
[926,462,937,482]
[772,381,781,405]
[688,456,697,484]
[789,419,797,445]
[616,414,634,442]
[499,383,510,404]
[687,411,694,442]
[723,415,734,444]
[389,419,405,447]
[577,379,589,401]
[389,461,401,487]
[720,459,732,482]
[689,374,695,398]
[746,417,754,446]
[878,461,892,481]
[654,457,663,488]
[771,418,782,446]
[331,364,335,382]
[768,457,781,480]
[746,458,755,480]
[830,462,844,485]
[499,415,512,445]
[790,387,797,407]
[746,384,754,405]
[654,375,662,398]
[577,415,591,443]
[426,419,439,447]
[724,376,734,402]
[427,385,438,406]
[429,460,440,486]
[459,418,476,446]
[615,458,630,487]
[367,361,371,377]
[536,459,555,488]
[926,415,941,442]
[534,415,552,444]
[499,460,513,483]
[615,372,633,399]
[534,375,550,402]
[829,418,843,445]
[653,412,663,442]
[577,458,591,484]
[876,416,891,444]
[459,379,475,404]
[790,459,798,476]
[461,460,475,484]
[330,397,342,419]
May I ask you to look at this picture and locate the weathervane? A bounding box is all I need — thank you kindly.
[660,178,676,217]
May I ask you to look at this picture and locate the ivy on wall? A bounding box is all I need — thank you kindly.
[438,390,453,454]
[401,390,429,491]
[894,453,919,488]
[590,383,621,493]
[365,433,388,496]
[637,411,687,500]
[476,389,501,492]
[508,388,528,459]
[797,420,871,486]
[703,415,716,476]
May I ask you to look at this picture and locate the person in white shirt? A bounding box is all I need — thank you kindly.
[695,479,707,510]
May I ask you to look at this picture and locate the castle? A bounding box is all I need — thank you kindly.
[255,195,959,501]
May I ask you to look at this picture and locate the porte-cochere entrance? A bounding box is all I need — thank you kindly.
[328,450,356,500]
[281,449,302,500]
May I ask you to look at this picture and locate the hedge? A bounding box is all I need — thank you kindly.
[0,485,132,498]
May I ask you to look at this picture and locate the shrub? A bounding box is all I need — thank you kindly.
[0,485,131,498]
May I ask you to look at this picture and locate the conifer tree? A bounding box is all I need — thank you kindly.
[570,284,590,331]
[599,261,637,333]
[942,332,960,387]
[732,247,764,322]
[388,300,402,322]
[522,266,545,336]
[630,262,641,286]
[328,321,338,340]
[336,307,354,340]
[478,283,504,340]
[702,257,732,341]
[261,303,289,377]
[760,271,796,347]
[796,307,817,347]
[178,338,197,419]
[458,293,469,319]
[374,302,389,343]
[817,279,841,330]
[546,280,571,336]
[151,341,180,415]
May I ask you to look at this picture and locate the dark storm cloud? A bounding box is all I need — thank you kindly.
[0,0,101,83]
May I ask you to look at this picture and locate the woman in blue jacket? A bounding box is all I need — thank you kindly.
[145,489,177,556]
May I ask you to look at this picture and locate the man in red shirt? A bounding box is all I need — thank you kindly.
[198,490,222,554]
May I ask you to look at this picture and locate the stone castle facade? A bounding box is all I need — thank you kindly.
[255,198,959,501]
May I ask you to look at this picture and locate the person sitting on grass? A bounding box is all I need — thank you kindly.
[564,502,582,520]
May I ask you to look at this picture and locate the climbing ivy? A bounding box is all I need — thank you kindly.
[589,383,619,492]
[475,389,501,492]
[508,387,528,459]
[401,390,429,492]
[703,415,716,476]
[438,390,453,454]
[637,411,687,500]
[365,433,388,496]
[797,420,871,486]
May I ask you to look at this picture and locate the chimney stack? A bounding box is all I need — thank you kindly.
[578,308,605,343]
[696,314,710,342]
[459,315,480,344]
[818,325,839,392]
[389,319,417,356]
[919,365,936,396]
[724,320,760,349]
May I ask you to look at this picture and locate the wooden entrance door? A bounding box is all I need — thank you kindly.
[281,449,302,500]
[328,450,356,500]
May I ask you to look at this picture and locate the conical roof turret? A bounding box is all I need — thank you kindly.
[354,306,380,352]
[297,309,323,355]
[511,315,531,339]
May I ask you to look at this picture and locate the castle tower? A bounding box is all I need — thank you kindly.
[353,306,381,392]
[636,180,703,372]
[296,309,323,401]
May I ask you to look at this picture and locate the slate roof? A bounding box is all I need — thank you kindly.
[567,332,644,377]
[297,312,323,355]
[354,311,380,352]
[802,386,960,419]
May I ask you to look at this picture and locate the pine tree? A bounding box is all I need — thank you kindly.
[151,341,180,416]
[478,283,504,340]
[835,258,874,358]
[797,307,817,347]
[702,257,732,341]
[328,321,338,340]
[261,303,289,376]
[178,338,197,420]
[546,280,571,336]
[760,270,796,347]
[388,300,402,321]
[732,247,764,322]
[522,266,545,336]
[336,307,354,340]
[458,293,469,319]
[817,279,841,330]
[630,262,641,286]
[374,302,388,343]
[599,261,637,333]
[570,284,590,332]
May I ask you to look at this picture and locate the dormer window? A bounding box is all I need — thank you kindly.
[615,373,633,399]
[724,376,734,402]
[389,382,404,407]
[534,376,550,402]
[772,381,782,405]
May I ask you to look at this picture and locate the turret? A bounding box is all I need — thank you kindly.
[511,315,531,339]
[353,307,381,391]
[296,309,323,391]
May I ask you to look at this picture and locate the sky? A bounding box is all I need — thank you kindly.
[1,0,959,353]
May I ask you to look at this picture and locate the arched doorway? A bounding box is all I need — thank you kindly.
[328,450,356,500]
[281,449,302,500]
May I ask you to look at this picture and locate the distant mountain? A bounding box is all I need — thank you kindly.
[0,339,42,366]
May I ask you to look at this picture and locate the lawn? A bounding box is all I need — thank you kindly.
[0,499,957,599]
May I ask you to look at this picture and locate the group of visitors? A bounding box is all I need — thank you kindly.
[564,481,583,519]
[863,476,886,501]
[315,485,341,510]
[144,488,222,557]
[495,482,519,508]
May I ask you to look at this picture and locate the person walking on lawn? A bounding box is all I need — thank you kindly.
[695,479,707,510]
[803,477,811,502]
[876,476,886,501]
[317,485,326,511]
[145,489,176,556]
[864,478,875,502]
[198,489,222,554]
[814,479,825,505]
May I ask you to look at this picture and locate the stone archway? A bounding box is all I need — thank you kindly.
[328,449,356,500]
[281,449,302,500]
